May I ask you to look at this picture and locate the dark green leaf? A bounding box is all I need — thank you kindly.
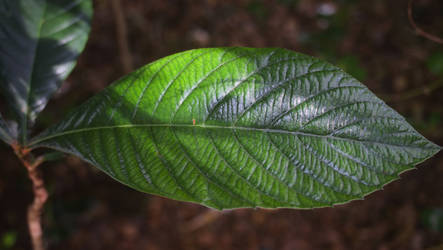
[337,55,367,82]
[427,51,443,76]
[0,0,93,143]
[0,112,13,145]
[1,231,17,249]
[421,208,443,232]
[30,48,441,209]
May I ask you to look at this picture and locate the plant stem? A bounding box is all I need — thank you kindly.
[408,0,443,44]
[110,0,133,74]
[13,145,48,250]
[26,159,47,250]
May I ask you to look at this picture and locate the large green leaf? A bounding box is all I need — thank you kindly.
[0,112,13,145]
[30,48,441,209]
[0,0,93,143]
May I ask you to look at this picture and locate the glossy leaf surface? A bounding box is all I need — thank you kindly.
[0,0,93,143]
[31,48,441,209]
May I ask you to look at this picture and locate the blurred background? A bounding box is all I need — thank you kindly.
[1,0,443,249]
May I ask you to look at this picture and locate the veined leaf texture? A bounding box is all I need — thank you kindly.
[30,48,441,209]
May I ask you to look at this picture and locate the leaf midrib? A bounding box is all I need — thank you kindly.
[29,123,427,150]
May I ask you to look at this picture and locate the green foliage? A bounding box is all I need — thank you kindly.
[427,51,443,76]
[421,208,443,232]
[337,55,367,82]
[0,0,93,144]
[29,48,440,209]
[299,4,347,60]
[277,0,299,7]
[248,0,268,20]
[1,231,17,249]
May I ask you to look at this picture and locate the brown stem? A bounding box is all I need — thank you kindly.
[408,0,443,44]
[26,158,47,250]
[13,145,48,250]
[110,0,134,74]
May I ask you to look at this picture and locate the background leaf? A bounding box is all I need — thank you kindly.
[0,0,93,143]
[30,48,441,209]
[0,113,13,145]
[427,51,443,76]
[421,208,443,233]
